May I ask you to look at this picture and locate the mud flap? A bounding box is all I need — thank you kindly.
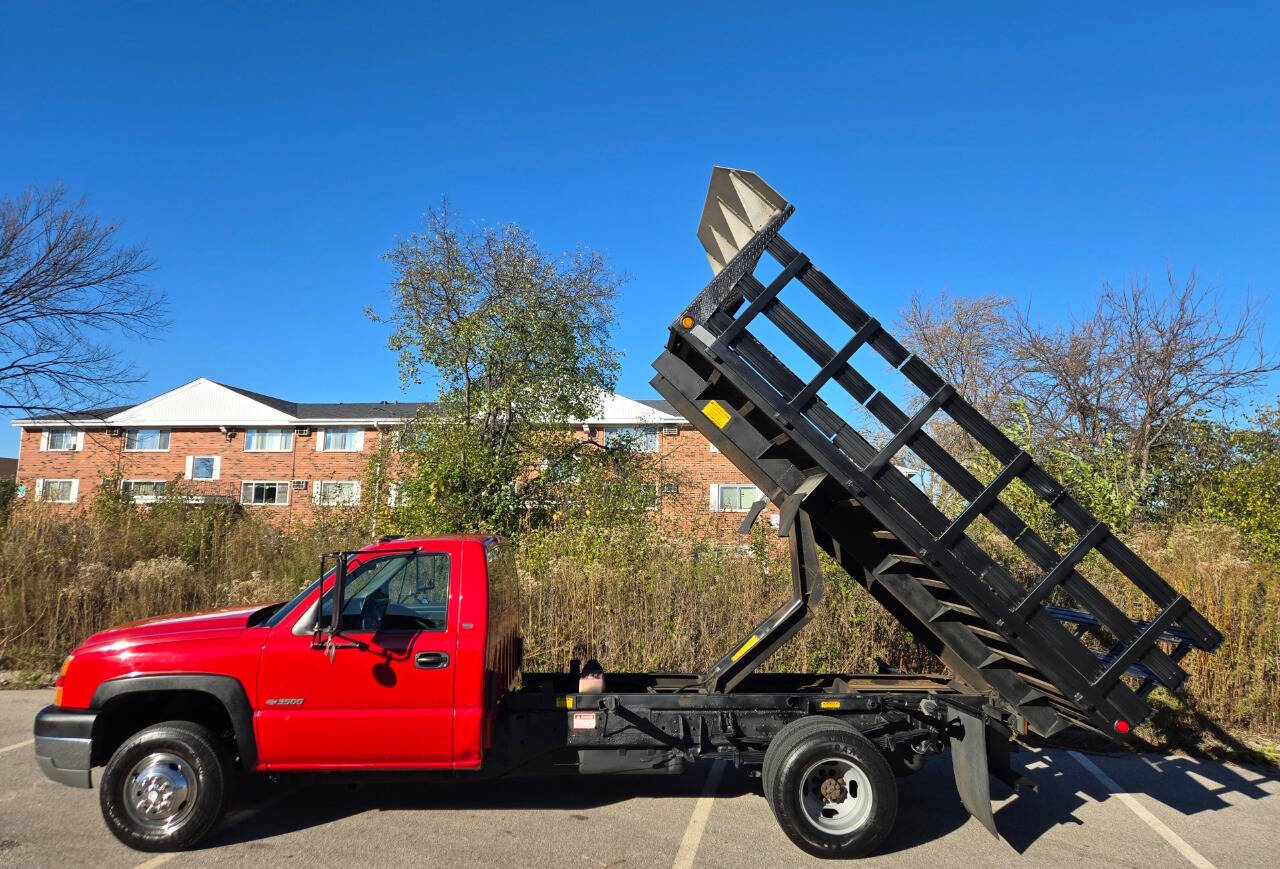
[948,705,1000,837]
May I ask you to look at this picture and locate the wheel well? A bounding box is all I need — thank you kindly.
[91,690,238,768]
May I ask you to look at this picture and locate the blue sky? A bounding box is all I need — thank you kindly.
[2,3,1277,455]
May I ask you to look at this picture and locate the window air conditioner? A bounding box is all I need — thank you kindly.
[292,480,308,491]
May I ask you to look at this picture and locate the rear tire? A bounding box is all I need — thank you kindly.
[762,715,854,808]
[765,721,897,858]
[99,720,231,852]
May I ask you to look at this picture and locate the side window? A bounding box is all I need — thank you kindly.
[385,553,451,628]
[318,552,451,633]
[486,543,518,618]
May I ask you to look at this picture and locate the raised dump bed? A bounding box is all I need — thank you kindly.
[652,167,1223,739]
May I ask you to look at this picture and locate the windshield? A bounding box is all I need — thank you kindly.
[261,571,329,628]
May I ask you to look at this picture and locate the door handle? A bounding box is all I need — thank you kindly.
[415,651,450,670]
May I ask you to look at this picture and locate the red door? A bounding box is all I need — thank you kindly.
[254,545,460,769]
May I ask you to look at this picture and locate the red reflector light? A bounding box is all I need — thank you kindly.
[1113,719,1131,734]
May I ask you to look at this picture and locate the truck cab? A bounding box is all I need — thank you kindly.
[36,535,521,850]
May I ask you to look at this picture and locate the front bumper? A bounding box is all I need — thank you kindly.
[33,705,95,788]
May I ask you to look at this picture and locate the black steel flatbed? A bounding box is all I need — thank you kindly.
[649,167,1222,741]
[498,670,976,776]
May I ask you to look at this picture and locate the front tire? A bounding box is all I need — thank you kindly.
[766,721,897,858]
[99,720,230,852]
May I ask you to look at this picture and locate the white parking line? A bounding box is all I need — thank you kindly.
[131,854,175,868]
[0,738,34,754]
[672,761,725,869]
[1068,750,1216,869]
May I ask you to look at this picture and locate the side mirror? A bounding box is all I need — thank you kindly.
[330,552,347,636]
[313,551,350,651]
[315,552,365,660]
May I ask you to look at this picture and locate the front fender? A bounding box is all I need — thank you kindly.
[91,673,258,769]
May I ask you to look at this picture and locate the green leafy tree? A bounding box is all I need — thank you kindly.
[1200,403,1280,561]
[367,205,623,535]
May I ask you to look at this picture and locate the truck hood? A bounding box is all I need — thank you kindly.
[81,606,260,649]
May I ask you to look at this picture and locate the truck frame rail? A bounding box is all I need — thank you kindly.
[651,167,1222,739]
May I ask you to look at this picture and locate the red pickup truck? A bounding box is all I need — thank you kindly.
[36,532,978,859]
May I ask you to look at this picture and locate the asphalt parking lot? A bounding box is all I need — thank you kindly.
[1,689,1276,868]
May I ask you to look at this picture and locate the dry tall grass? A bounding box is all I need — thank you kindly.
[517,523,934,676]
[0,502,362,669]
[1,503,1275,749]
[1120,524,1280,739]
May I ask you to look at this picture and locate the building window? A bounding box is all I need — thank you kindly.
[244,429,293,452]
[387,483,402,506]
[121,480,167,502]
[36,479,77,503]
[604,425,658,452]
[393,428,428,451]
[315,480,360,506]
[185,456,221,480]
[125,429,170,451]
[711,482,760,512]
[319,428,363,452]
[241,481,289,505]
[42,428,80,451]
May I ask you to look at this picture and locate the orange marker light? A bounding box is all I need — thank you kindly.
[680,315,694,329]
[55,655,73,707]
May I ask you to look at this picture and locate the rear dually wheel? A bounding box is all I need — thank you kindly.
[764,718,897,858]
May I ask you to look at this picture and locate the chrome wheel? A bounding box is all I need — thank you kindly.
[797,755,874,835]
[122,752,199,832]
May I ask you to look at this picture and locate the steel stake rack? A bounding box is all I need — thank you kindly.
[652,167,1222,738]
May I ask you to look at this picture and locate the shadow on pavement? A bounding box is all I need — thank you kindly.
[204,763,758,849]
[993,746,1277,855]
[204,746,1277,856]
[888,743,1277,857]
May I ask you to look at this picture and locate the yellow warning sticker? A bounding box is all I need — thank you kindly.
[730,634,760,662]
[819,700,841,710]
[555,696,575,709]
[702,400,731,429]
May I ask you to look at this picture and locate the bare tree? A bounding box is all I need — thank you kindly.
[1012,269,1278,485]
[897,290,1020,423]
[1005,294,1122,450]
[900,270,1278,509]
[0,184,166,415]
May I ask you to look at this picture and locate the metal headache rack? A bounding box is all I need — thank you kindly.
[652,167,1222,738]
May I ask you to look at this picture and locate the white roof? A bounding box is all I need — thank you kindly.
[571,393,685,426]
[11,380,689,428]
[107,378,295,426]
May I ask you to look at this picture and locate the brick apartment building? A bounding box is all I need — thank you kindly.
[11,378,776,530]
